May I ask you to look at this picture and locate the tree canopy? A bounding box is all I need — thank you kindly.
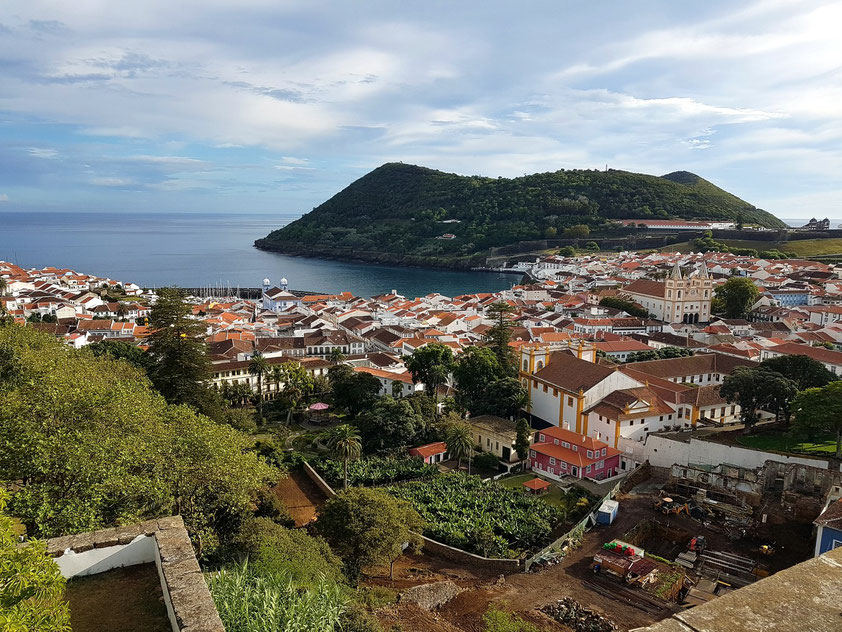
[713,277,760,318]
[791,381,842,458]
[328,364,381,416]
[758,354,837,391]
[355,395,430,454]
[405,342,453,399]
[720,366,798,432]
[0,325,274,558]
[317,487,423,580]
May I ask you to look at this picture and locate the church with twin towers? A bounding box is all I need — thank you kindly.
[621,262,713,324]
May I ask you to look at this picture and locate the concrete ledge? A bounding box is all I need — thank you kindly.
[46,516,224,632]
[302,461,337,498]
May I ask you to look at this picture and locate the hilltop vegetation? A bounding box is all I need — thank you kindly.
[256,163,785,267]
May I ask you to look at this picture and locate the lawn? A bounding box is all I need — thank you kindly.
[736,432,840,456]
[658,238,842,258]
[499,474,598,517]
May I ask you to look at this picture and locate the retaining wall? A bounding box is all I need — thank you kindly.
[302,461,337,498]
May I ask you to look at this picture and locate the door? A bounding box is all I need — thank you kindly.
[502,446,511,461]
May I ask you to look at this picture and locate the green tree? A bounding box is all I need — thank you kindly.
[317,488,423,580]
[85,339,151,370]
[720,367,796,433]
[759,354,837,391]
[356,395,428,453]
[0,325,274,558]
[515,418,532,470]
[329,364,381,416]
[236,517,344,587]
[146,287,214,412]
[248,353,269,421]
[714,277,760,318]
[476,377,528,419]
[558,246,576,257]
[325,424,362,490]
[445,420,473,472]
[405,342,454,401]
[0,490,70,632]
[452,346,503,413]
[272,361,315,424]
[791,381,842,458]
[563,224,590,239]
[485,302,517,375]
[327,347,346,365]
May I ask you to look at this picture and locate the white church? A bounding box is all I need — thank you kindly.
[261,277,301,312]
[622,262,713,324]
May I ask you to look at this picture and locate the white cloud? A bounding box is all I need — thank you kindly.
[0,193,9,202]
[89,176,135,187]
[29,147,59,158]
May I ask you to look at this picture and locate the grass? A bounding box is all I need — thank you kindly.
[736,432,840,456]
[498,474,595,515]
[659,237,842,258]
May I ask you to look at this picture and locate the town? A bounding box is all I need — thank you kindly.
[2,247,842,632]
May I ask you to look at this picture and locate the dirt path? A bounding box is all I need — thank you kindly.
[272,469,327,526]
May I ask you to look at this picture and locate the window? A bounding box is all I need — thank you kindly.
[487,438,491,447]
[560,461,567,470]
[572,445,577,452]
[567,396,573,406]
[549,457,556,465]
[539,434,545,442]
[659,415,663,421]
[602,448,606,456]
[543,384,548,392]
[562,441,569,448]
[597,460,604,469]
[554,438,559,445]
[587,450,593,459]
[586,465,592,473]
[678,408,683,418]
[529,450,536,458]
[553,389,558,397]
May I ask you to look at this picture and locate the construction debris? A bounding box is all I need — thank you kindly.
[541,598,618,632]
[399,581,463,610]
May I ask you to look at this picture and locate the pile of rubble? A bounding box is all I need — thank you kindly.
[400,581,463,611]
[540,598,618,632]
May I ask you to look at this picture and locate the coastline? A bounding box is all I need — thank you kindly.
[253,238,526,276]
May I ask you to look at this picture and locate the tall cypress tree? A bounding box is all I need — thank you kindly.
[147,287,213,411]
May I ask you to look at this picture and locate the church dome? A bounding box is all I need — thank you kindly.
[280,277,288,285]
[262,278,271,286]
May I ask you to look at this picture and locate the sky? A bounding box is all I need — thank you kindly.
[1,0,840,220]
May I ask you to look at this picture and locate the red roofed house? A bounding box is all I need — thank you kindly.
[409,442,448,464]
[528,426,621,481]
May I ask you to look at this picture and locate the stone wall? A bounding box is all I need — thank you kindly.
[47,516,223,632]
[302,461,337,498]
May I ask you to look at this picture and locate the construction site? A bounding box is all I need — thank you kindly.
[365,457,837,632]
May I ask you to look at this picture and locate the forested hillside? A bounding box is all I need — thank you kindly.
[256,163,784,267]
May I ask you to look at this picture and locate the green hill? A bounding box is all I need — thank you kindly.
[255,163,785,267]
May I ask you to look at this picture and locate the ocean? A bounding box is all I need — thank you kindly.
[0,212,519,298]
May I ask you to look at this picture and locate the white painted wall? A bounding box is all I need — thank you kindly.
[55,535,157,578]
[631,435,830,470]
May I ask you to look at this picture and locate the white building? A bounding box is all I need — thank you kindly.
[623,262,713,324]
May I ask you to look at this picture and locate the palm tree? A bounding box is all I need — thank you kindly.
[115,302,129,321]
[445,421,473,473]
[326,424,362,489]
[327,347,346,365]
[268,365,284,398]
[0,276,7,296]
[248,353,269,421]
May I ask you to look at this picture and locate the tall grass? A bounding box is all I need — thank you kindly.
[206,560,347,632]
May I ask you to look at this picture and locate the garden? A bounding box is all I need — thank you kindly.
[313,455,439,488]
[498,474,597,520]
[736,431,839,456]
[386,474,565,558]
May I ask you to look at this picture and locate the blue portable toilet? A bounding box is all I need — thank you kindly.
[597,499,619,525]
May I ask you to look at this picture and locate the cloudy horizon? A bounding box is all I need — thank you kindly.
[1,0,840,220]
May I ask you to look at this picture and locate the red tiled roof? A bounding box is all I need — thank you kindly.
[409,442,447,458]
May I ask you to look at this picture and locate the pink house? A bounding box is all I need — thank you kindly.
[529,427,620,481]
[409,441,448,464]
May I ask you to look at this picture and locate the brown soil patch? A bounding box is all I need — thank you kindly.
[66,563,171,632]
[272,468,327,526]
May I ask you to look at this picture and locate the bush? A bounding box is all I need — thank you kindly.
[236,518,345,587]
[355,586,398,610]
[339,603,383,632]
[254,488,295,527]
[473,451,502,471]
